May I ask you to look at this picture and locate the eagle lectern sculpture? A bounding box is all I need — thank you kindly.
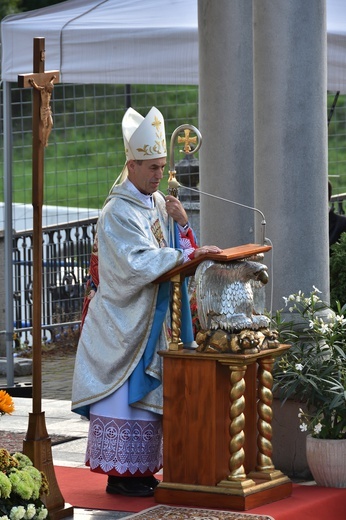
[194,256,280,354]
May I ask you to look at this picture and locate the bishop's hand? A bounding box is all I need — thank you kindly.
[193,245,223,258]
[165,195,189,227]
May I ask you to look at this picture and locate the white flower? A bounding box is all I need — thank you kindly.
[314,423,323,434]
[299,422,308,432]
[295,363,303,371]
[35,508,48,520]
[24,505,36,520]
[288,307,294,313]
[319,323,329,334]
[312,286,322,293]
[0,516,10,520]
[10,506,26,520]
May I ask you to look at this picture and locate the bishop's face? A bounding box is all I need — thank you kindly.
[127,158,167,195]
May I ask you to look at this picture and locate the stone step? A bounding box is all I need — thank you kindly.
[0,357,32,376]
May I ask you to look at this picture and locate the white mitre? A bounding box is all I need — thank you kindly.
[122,106,167,160]
[108,107,167,192]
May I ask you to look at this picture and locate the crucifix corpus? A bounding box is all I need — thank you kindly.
[18,37,73,519]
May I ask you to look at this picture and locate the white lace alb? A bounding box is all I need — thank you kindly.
[86,414,163,475]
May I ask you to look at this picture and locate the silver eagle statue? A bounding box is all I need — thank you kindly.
[195,258,270,332]
[194,258,279,354]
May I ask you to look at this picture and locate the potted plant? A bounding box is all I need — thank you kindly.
[272,287,346,487]
[0,391,50,519]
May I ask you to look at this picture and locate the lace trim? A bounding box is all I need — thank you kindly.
[86,414,163,475]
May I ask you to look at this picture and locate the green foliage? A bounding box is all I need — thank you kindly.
[8,84,198,209]
[20,0,63,12]
[328,93,346,193]
[273,288,346,439]
[0,0,21,19]
[330,233,346,310]
[1,0,66,20]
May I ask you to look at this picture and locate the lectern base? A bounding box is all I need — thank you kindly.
[155,476,292,511]
[48,504,74,520]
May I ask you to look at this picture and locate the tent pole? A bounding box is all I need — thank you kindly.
[3,80,15,388]
[125,84,131,108]
[328,91,340,126]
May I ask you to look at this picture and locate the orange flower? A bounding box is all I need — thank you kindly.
[0,389,15,415]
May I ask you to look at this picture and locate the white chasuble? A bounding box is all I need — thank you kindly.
[72,181,184,475]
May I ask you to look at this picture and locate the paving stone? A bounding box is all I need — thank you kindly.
[0,357,33,376]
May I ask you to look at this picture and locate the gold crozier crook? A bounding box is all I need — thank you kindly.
[168,124,202,200]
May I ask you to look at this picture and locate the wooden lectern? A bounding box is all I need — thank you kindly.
[154,244,292,510]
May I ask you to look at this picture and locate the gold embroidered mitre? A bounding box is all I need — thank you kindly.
[122,106,167,161]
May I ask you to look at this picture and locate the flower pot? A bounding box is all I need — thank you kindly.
[306,435,346,487]
[272,398,311,479]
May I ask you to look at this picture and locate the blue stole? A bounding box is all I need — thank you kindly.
[128,222,194,405]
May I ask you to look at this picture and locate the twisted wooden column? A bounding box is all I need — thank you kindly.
[256,356,275,472]
[169,274,183,350]
[218,362,256,490]
[228,364,247,480]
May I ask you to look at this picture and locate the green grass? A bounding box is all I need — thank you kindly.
[5,84,199,209]
[3,87,346,211]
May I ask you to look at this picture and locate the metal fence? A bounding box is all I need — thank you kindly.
[0,82,201,348]
[1,83,346,348]
[1,82,200,228]
[328,92,346,194]
[1,85,346,231]
[12,217,97,347]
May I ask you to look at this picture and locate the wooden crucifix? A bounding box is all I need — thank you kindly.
[18,37,72,520]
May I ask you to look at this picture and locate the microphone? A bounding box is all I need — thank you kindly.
[181,185,268,246]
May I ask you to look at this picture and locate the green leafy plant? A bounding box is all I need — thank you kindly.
[272,287,346,440]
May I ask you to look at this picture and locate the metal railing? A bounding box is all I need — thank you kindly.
[330,192,346,215]
[10,190,345,348]
[12,217,97,346]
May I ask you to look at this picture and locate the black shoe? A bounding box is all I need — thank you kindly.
[106,476,155,497]
[139,475,160,488]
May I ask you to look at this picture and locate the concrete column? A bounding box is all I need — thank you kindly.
[198,0,254,249]
[253,0,329,311]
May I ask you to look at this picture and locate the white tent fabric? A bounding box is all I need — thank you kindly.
[1,0,346,91]
[1,0,199,85]
[327,0,346,92]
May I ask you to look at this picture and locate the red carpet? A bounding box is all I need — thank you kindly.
[55,466,346,519]
[55,466,157,513]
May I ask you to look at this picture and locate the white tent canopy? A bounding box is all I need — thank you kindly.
[1,0,199,85]
[1,0,346,91]
[327,0,346,92]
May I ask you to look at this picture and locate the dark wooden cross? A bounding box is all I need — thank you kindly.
[18,37,59,415]
[18,37,72,519]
